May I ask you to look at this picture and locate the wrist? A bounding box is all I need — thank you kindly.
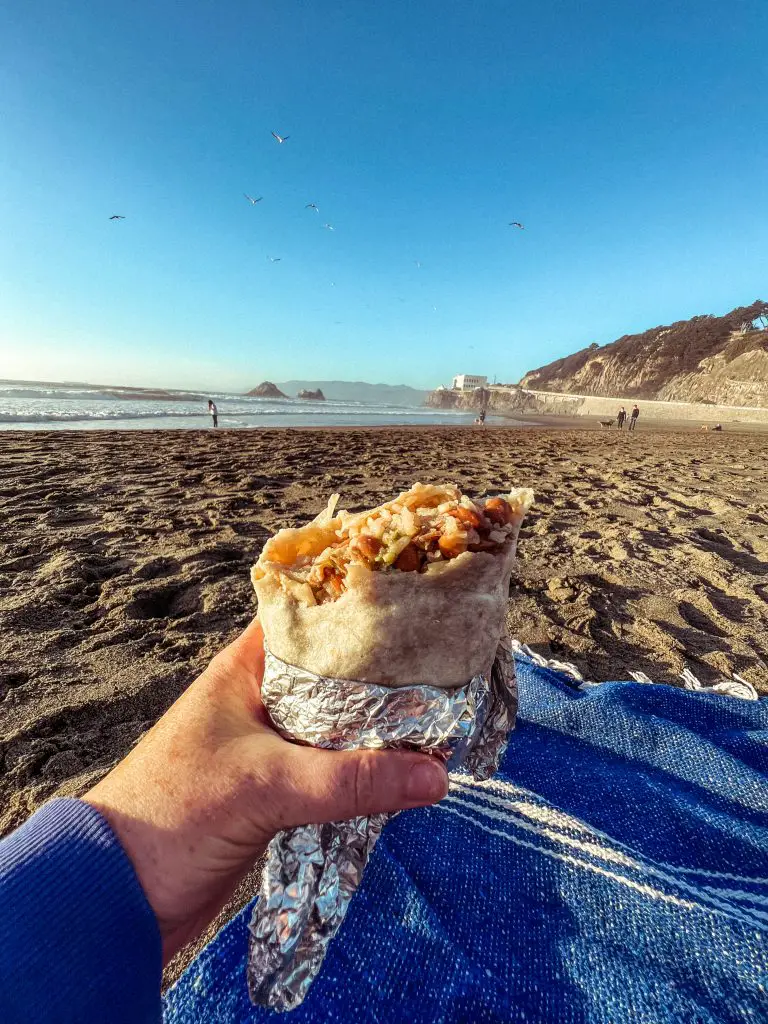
[84,759,274,963]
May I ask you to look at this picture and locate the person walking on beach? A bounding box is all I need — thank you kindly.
[207,399,218,428]
[617,407,627,430]
[629,404,640,431]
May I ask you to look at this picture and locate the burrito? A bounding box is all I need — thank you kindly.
[247,482,532,1009]
[252,482,534,687]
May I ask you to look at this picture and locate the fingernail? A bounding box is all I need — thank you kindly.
[406,759,448,803]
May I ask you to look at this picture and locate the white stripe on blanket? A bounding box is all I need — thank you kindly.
[449,774,768,890]
[437,801,767,933]
[442,778,768,928]
[443,791,768,927]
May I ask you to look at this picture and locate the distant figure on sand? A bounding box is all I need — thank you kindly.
[617,407,627,430]
[479,409,486,427]
[629,405,640,431]
[208,399,218,428]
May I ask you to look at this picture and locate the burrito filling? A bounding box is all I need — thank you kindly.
[254,483,529,605]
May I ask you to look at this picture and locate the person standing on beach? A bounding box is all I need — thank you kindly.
[617,407,627,430]
[207,399,218,428]
[629,404,640,431]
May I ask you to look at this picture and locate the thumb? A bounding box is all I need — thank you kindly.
[276,745,449,827]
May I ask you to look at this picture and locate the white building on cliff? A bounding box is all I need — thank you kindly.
[452,374,488,391]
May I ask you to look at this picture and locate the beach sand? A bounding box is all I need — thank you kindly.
[1,425,766,976]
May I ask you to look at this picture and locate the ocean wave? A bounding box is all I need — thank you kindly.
[0,388,414,411]
[1,387,237,403]
[0,388,102,401]
[0,406,464,424]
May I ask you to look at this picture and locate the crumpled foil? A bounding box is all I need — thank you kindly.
[247,640,517,1012]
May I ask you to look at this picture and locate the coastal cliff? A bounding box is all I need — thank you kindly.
[423,382,768,425]
[424,387,530,415]
[518,301,768,408]
[424,387,534,416]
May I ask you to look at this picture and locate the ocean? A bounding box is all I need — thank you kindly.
[0,381,488,430]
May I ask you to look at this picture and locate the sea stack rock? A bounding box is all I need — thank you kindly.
[297,388,326,401]
[247,382,288,398]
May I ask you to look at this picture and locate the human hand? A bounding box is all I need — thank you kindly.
[84,618,448,963]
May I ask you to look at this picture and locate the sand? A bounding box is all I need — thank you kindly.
[1,425,767,974]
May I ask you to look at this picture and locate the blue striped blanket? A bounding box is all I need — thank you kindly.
[164,653,768,1023]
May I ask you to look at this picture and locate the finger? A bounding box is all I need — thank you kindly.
[273,745,449,829]
[224,616,265,678]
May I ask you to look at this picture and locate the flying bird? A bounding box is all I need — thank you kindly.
[508,221,525,229]
[305,203,319,212]
[271,131,289,144]
[267,256,281,262]
[109,215,125,220]
[244,194,263,204]
[322,223,334,231]
[414,260,421,268]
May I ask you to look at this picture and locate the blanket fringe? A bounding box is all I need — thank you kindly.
[509,640,758,702]
[679,667,758,701]
[508,640,592,685]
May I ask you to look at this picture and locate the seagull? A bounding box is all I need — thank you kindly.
[244,194,263,204]
[267,256,281,262]
[414,260,421,268]
[508,221,524,229]
[322,223,334,231]
[109,215,125,220]
[271,131,289,144]
[305,203,319,212]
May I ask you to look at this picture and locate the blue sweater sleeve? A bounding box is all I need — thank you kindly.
[0,798,162,1024]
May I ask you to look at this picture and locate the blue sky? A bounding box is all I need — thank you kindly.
[1,1,766,392]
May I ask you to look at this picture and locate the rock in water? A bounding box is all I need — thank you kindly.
[297,389,326,401]
[247,382,288,399]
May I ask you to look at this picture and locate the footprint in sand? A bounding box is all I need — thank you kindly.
[123,583,203,622]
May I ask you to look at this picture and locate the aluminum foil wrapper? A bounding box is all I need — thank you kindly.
[247,640,517,1012]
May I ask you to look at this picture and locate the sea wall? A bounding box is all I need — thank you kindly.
[425,386,768,425]
[513,388,768,424]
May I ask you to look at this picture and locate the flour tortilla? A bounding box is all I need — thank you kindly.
[252,486,533,687]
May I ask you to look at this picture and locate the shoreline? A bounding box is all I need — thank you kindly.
[3,414,768,435]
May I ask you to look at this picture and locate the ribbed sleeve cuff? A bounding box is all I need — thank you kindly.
[0,797,162,1023]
